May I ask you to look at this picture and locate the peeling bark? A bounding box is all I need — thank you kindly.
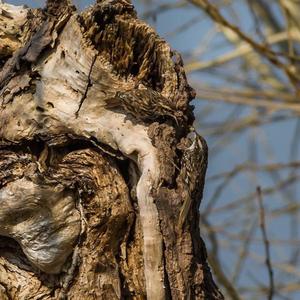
[0,1,223,299]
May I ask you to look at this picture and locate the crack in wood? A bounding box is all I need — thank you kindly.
[59,193,86,299]
[75,54,98,118]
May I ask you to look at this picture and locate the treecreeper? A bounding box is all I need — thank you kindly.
[0,0,223,299]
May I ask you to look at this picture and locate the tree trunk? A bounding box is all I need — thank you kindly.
[0,0,223,299]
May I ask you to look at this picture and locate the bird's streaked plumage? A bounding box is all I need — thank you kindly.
[178,131,208,229]
[105,86,184,124]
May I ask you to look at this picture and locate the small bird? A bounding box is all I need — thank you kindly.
[178,131,208,229]
[105,86,184,124]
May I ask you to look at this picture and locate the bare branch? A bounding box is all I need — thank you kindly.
[186,31,300,72]
[194,86,300,114]
[187,0,300,92]
[256,186,274,300]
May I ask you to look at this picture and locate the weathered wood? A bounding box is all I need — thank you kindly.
[0,149,140,299]
[0,2,29,60]
[0,1,223,299]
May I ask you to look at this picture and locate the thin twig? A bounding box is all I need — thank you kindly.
[246,0,266,43]
[185,31,300,72]
[141,1,186,20]
[231,218,257,283]
[211,174,300,214]
[256,186,275,300]
[201,114,293,137]
[208,161,300,181]
[202,216,242,300]
[193,87,300,113]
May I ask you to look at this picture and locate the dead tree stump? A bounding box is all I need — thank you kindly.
[0,0,223,299]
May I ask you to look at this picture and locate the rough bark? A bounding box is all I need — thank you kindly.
[0,0,223,299]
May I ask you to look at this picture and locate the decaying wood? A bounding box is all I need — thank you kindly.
[0,2,29,60]
[0,0,223,299]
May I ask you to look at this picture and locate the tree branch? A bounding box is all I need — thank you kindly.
[187,0,300,92]
[257,186,275,300]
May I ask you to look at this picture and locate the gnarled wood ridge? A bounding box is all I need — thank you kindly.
[0,0,223,299]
